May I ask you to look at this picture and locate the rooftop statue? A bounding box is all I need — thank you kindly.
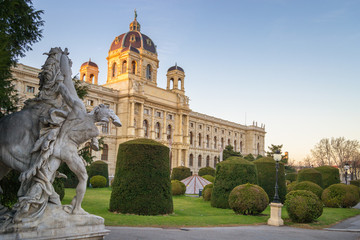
[0,47,121,238]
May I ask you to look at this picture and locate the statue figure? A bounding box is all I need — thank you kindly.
[0,47,121,227]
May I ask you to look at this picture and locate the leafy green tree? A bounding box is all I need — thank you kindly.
[73,75,88,100]
[244,154,255,161]
[266,144,283,157]
[223,145,242,160]
[0,0,43,117]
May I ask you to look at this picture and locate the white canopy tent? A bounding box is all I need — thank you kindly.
[181,175,212,194]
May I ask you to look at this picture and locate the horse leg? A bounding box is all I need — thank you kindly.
[0,162,11,214]
[62,151,88,215]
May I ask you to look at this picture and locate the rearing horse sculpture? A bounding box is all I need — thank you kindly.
[0,47,121,222]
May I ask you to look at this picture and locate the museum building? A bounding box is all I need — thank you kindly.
[11,16,266,177]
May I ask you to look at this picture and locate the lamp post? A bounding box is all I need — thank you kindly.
[344,163,350,185]
[267,150,284,226]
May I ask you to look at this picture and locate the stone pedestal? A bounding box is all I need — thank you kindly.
[267,202,284,226]
[0,204,109,239]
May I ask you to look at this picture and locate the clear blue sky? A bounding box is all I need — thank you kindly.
[21,0,360,163]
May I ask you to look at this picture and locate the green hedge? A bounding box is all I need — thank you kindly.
[285,190,323,223]
[297,168,323,188]
[228,183,269,215]
[203,187,213,201]
[202,175,215,183]
[322,183,360,208]
[314,166,340,189]
[90,175,107,188]
[198,167,216,177]
[109,139,173,215]
[88,161,109,187]
[53,178,65,201]
[292,181,323,199]
[286,173,298,182]
[211,157,258,209]
[171,166,191,181]
[0,170,21,208]
[171,180,186,195]
[350,179,360,187]
[58,163,78,188]
[253,157,286,203]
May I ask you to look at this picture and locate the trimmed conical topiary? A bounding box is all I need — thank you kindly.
[314,166,340,189]
[253,157,286,203]
[109,139,173,215]
[297,168,323,188]
[211,156,258,209]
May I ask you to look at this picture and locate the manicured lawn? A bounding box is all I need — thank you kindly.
[62,188,360,228]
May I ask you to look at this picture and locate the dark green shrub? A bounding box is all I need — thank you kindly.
[350,179,360,187]
[53,178,65,201]
[90,175,107,188]
[198,167,215,177]
[228,183,269,215]
[109,139,173,215]
[171,166,191,181]
[253,157,286,203]
[203,183,213,194]
[58,163,78,188]
[292,181,323,199]
[322,183,360,208]
[0,170,20,208]
[287,181,298,193]
[285,190,323,223]
[202,175,215,183]
[297,168,323,188]
[203,187,213,201]
[244,154,255,161]
[211,157,258,209]
[286,173,298,182]
[315,166,340,189]
[171,180,186,195]
[88,161,109,187]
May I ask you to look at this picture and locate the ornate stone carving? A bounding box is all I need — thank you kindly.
[0,47,121,238]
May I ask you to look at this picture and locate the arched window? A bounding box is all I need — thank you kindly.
[190,131,193,145]
[198,133,202,147]
[206,135,210,148]
[122,60,127,73]
[234,140,237,151]
[112,62,117,77]
[101,144,108,161]
[90,74,94,84]
[214,136,217,149]
[228,139,231,146]
[198,155,202,167]
[221,137,224,148]
[178,78,182,89]
[167,124,172,140]
[132,61,136,74]
[170,78,174,89]
[206,156,210,167]
[146,64,152,80]
[81,74,86,81]
[155,122,161,139]
[102,122,109,134]
[143,120,149,137]
[214,156,217,168]
[240,141,243,153]
[189,154,193,167]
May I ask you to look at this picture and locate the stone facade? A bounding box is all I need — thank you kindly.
[11,16,266,177]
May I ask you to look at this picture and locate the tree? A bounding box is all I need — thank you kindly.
[266,144,283,158]
[73,75,89,100]
[311,138,333,166]
[222,145,242,160]
[0,0,44,117]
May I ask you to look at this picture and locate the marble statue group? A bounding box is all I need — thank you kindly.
[0,47,121,238]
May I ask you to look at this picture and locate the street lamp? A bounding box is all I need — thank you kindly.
[273,151,282,203]
[344,163,350,185]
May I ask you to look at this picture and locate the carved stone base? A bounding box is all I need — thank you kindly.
[0,203,109,239]
[267,202,284,227]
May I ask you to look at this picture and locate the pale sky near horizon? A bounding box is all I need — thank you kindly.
[20,0,360,163]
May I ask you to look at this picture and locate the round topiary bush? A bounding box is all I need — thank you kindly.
[211,157,258,209]
[350,179,360,187]
[297,168,323,188]
[203,187,213,201]
[90,175,107,188]
[203,183,213,195]
[202,175,215,183]
[228,183,269,215]
[109,139,173,215]
[88,161,109,187]
[292,181,323,199]
[171,166,191,181]
[285,190,323,223]
[286,173,298,182]
[315,166,340,189]
[198,167,216,177]
[171,180,186,196]
[287,181,298,193]
[253,157,286,203]
[322,183,360,208]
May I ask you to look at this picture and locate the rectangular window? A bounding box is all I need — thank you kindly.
[190,122,194,128]
[104,103,110,108]
[199,125,202,130]
[26,86,35,93]
[87,99,94,106]
[215,128,217,133]
[144,108,150,115]
[102,123,109,134]
[156,111,162,118]
[167,114,173,120]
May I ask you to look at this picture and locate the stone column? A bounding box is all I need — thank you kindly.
[162,111,167,141]
[127,101,135,136]
[151,108,155,139]
[139,103,144,137]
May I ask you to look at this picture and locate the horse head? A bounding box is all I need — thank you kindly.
[92,104,122,127]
